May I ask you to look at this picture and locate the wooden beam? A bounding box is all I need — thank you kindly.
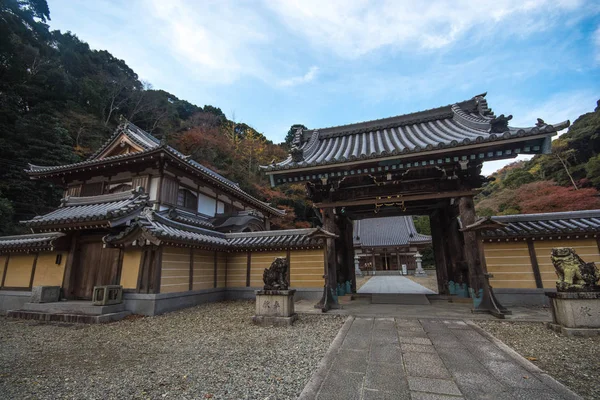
[314,190,478,209]
[527,239,544,289]
[28,253,39,289]
[430,211,448,294]
[61,233,79,299]
[189,248,194,291]
[0,255,9,288]
[246,252,251,287]
[213,251,218,289]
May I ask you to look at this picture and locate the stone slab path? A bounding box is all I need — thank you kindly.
[358,276,436,294]
[300,317,581,400]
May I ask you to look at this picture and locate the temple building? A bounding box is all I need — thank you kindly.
[0,122,331,316]
[353,216,431,273]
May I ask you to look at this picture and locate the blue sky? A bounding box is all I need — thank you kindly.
[47,0,600,175]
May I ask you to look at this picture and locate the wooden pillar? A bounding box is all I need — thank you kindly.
[459,196,510,317]
[320,207,338,310]
[61,232,80,299]
[527,239,544,289]
[430,211,449,294]
[458,196,485,294]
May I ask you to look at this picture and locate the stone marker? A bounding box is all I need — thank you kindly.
[546,247,600,336]
[252,257,298,326]
[31,286,60,303]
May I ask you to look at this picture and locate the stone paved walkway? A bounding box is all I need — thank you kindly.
[358,276,436,294]
[300,317,580,400]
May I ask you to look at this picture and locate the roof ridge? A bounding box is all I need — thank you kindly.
[62,188,145,206]
[491,209,600,222]
[301,95,481,140]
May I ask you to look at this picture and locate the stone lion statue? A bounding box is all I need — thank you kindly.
[263,257,289,290]
[551,247,600,292]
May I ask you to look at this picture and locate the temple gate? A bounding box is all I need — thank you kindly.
[261,93,569,317]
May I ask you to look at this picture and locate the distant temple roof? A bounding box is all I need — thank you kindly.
[472,210,600,239]
[262,93,569,173]
[353,216,431,248]
[26,121,283,217]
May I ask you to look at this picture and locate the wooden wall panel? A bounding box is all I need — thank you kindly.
[217,252,227,288]
[4,254,35,288]
[249,251,286,287]
[483,242,536,289]
[193,250,214,290]
[0,255,7,286]
[289,249,325,288]
[120,249,141,289]
[160,246,190,293]
[32,252,66,287]
[226,253,248,288]
[132,175,150,192]
[534,239,600,289]
[160,176,179,206]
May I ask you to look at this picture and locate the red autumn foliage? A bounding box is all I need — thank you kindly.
[515,181,600,214]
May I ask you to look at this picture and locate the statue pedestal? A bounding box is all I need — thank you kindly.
[252,290,297,327]
[546,291,600,336]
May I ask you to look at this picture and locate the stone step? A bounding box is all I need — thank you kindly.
[371,294,431,305]
[6,310,131,324]
[22,301,126,315]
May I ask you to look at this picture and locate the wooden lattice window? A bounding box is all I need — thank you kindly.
[177,188,198,211]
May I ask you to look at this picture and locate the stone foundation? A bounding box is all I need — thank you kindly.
[253,289,297,326]
[546,291,600,336]
[30,286,60,303]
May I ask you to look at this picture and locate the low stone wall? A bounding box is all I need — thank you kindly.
[226,287,322,302]
[123,288,226,316]
[494,288,552,307]
[0,291,32,314]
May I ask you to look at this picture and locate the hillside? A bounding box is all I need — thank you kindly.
[0,0,313,235]
[476,100,600,215]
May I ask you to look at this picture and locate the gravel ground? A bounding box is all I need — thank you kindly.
[476,320,600,400]
[0,301,345,400]
[355,275,372,291]
[404,271,439,293]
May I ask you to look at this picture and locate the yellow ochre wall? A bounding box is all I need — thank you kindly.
[32,252,67,287]
[483,242,537,289]
[3,254,36,288]
[533,239,600,289]
[120,248,141,289]
[289,249,325,288]
[217,252,227,288]
[160,247,190,293]
[249,251,286,287]
[192,250,214,290]
[226,252,248,288]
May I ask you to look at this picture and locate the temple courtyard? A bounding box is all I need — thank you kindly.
[1,301,598,400]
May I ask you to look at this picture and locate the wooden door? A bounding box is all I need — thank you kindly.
[73,241,120,299]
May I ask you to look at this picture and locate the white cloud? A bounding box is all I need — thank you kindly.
[278,66,319,87]
[147,0,271,84]
[265,0,586,58]
[594,25,600,63]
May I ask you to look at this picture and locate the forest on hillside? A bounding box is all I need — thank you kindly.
[0,0,313,235]
[1,0,599,238]
[475,101,600,215]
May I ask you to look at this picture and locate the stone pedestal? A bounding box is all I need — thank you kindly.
[252,289,298,326]
[546,291,600,336]
[31,286,60,303]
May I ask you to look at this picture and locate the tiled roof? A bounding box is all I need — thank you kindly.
[21,189,149,229]
[226,227,335,250]
[481,210,600,238]
[162,208,215,229]
[0,232,66,253]
[104,209,333,251]
[353,216,431,248]
[27,122,283,217]
[262,93,569,172]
